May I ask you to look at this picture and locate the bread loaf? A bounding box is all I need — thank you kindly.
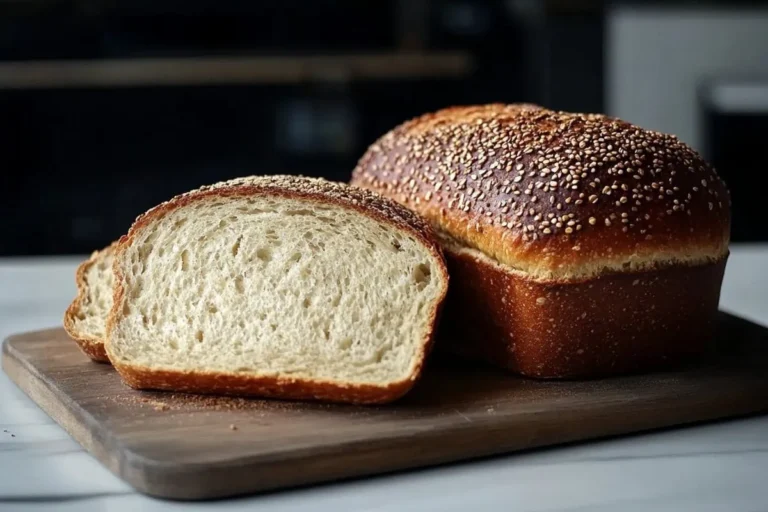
[63,242,117,363]
[105,175,448,404]
[352,104,730,378]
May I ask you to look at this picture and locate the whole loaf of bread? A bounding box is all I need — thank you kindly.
[352,104,731,378]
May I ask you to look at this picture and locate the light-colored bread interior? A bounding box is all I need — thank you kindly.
[65,244,115,360]
[107,193,447,388]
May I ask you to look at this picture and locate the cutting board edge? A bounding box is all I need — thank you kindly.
[4,323,768,501]
[1,336,153,495]
[122,406,768,501]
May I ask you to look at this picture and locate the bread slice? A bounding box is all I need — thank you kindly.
[105,176,449,404]
[63,242,117,363]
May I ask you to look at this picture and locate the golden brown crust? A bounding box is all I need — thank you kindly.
[63,242,117,364]
[131,175,443,257]
[352,104,731,281]
[352,104,731,377]
[438,247,727,378]
[112,363,419,405]
[105,175,449,405]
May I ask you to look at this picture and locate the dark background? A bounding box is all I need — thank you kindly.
[1,0,766,255]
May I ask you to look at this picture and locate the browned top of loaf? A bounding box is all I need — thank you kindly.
[351,104,731,281]
[129,175,443,258]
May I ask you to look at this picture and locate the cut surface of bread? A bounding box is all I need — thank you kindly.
[63,242,117,363]
[105,176,448,404]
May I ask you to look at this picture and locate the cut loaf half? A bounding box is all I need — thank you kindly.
[105,176,449,404]
[64,242,117,363]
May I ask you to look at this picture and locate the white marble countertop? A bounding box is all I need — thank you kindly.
[1,245,767,512]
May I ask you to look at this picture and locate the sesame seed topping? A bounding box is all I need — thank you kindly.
[351,103,730,252]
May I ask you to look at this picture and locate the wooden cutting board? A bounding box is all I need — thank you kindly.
[3,312,768,501]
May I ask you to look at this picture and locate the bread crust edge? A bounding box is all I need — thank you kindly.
[105,177,449,405]
[438,246,727,378]
[63,243,116,364]
[350,103,731,281]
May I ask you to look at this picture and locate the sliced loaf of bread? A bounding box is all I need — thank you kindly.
[64,242,117,363]
[105,176,449,404]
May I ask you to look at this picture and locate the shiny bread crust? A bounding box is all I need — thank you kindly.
[352,104,730,281]
[440,246,727,378]
[105,175,449,405]
[352,104,731,377]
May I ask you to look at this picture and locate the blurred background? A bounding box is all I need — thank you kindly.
[0,0,766,256]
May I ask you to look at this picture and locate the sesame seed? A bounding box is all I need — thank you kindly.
[352,104,728,245]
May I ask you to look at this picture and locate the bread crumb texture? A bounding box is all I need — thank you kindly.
[63,242,117,361]
[105,175,448,403]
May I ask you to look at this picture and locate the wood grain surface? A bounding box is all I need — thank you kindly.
[3,312,768,501]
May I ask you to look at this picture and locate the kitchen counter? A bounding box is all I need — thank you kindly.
[2,245,767,512]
